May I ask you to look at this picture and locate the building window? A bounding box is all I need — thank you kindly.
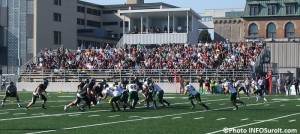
[77,18,85,25]
[102,22,118,26]
[53,13,61,22]
[102,10,118,14]
[120,21,129,27]
[285,22,295,38]
[77,6,85,13]
[87,8,101,16]
[268,4,277,15]
[250,6,259,16]
[54,0,61,6]
[267,23,276,38]
[286,4,296,15]
[87,20,101,28]
[54,31,61,45]
[249,23,258,37]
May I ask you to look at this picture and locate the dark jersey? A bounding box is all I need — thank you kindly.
[121,80,129,89]
[37,84,47,92]
[77,82,87,96]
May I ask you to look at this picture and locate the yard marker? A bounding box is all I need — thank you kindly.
[109,115,120,118]
[13,113,26,115]
[289,120,296,122]
[194,117,204,120]
[219,103,225,105]
[296,105,300,107]
[171,117,182,119]
[280,104,285,107]
[69,114,81,116]
[240,118,249,121]
[216,118,226,121]
[88,115,100,117]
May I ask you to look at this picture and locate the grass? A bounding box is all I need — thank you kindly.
[0,92,299,134]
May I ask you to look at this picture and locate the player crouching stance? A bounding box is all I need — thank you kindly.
[64,80,92,112]
[224,79,246,110]
[1,82,21,107]
[153,83,170,107]
[102,86,122,112]
[184,82,209,110]
[26,79,49,110]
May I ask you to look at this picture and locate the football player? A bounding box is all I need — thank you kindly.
[143,77,156,109]
[94,79,109,105]
[153,83,170,107]
[101,86,122,112]
[1,82,21,107]
[224,79,245,110]
[184,82,209,110]
[126,78,139,109]
[26,79,49,110]
[235,80,250,99]
[64,79,92,112]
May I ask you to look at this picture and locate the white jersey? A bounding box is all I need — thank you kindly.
[126,84,138,92]
[143,81,154,92]
[115,85,125,93]
[224,81,236,93]
[185,85,198,96]
[244,79,250,86]
[235,81,244,88]
[104,87,122,97]
[252,80,260,90]
[153,84,162,92]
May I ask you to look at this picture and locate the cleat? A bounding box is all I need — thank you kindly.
[154,106,157,109]
[233,108,237,111]
[79,107,84,112]
[0,104,3,107]
[18,104,22,108]
[41,106,47,109]
[64,105,67,112]
[190,106,195,110]
[167,103,170,106]
[25,107,29,110]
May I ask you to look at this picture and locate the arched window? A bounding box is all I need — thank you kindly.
[249,23,258,37]
[285,22,295,38]
[267,23,276,38]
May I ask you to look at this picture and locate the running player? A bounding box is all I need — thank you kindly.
[253,77,267,103]
[184,82,209,110]
[235,80,250,99]
[64,80,91,112]
[127,79,139,109]
[101,86,122,112]
[94,80,109,105]
[1,82,21,107]
[153,83,170,107]
[115,82,131,110]
[26,79,49,110]
[244,77,251,94]
[224,79,245,110]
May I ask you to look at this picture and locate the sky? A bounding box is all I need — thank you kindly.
[82,0,246,13]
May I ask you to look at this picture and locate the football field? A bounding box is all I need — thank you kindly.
[0,92,299,134]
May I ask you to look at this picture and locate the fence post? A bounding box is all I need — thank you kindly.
[159,69,161,82]
[190,68,192,82]
[51,70,53,82]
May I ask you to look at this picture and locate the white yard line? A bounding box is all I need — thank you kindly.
[31,113,45,116]
[0,112,9,115]
[171,117,182,119]
[69,114,81,117]
[206,112,300,134]
[26,100,285,134]
[129,116,140,118]
[288,120,296,122]
[88,114,99,117]
[13,113,26,115]
[280,104,285,106]
[194,117,204,120]
[216,118,226,121]
[240,118,249,121]
[108,115,120,118]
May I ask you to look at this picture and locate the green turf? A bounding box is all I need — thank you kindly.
[0,92,299,134]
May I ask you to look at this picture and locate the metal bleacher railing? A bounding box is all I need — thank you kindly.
[19,69,251,83]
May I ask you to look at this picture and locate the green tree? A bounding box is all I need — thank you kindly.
[199,30,212,43]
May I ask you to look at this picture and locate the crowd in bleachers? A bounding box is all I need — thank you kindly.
[25,41,265,72]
